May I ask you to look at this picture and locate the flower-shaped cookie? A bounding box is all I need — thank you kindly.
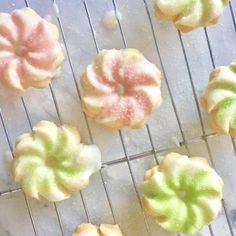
[11,120,101,202]
[81,48,162,130]
[0,8,64,93]
[154,0,229,32]
[73,224,123,236]
[141,152,223,234]
[201,61,236,137]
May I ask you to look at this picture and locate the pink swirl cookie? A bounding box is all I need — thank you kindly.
[0,8,64,93]
[81,49,162,130]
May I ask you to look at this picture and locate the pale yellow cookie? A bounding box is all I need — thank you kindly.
[141,152,223,234]
[11,120,101,202]
[73,223,123,236]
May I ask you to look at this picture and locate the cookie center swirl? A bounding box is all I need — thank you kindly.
[15,45,27,57]
[116,83,125,95]
[178,189,187,199]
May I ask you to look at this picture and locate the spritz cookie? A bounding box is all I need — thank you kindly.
[81,48,162,130]
[201,61,236,137]
[141,152,223,234]
[11,120,101,202]
[73,223,123,236]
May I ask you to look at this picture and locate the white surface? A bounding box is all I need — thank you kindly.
[0,0,236,236]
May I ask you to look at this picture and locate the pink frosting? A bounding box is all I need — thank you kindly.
[0,8,64,92]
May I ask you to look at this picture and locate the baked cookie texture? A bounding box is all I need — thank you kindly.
[201,61,236,137]
[154,0,229,32]
[0,8,64,93]
[11,120,101,202]
[140,152,223,234]
[81,48,162,130]
[73,223,123,236]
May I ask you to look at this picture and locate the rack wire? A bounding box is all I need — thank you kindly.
[0,0,236,236]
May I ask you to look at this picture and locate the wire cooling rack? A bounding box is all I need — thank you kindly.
[0,0,236,235]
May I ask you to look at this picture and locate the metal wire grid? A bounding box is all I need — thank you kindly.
[0,0,235,235]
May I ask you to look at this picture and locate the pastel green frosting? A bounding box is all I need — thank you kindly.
[201,62,236,135]
[11,120,101,202]
[155,0,229,31]
[140,153,223,234]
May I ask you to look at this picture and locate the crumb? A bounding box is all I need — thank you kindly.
[103,10,121,31]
